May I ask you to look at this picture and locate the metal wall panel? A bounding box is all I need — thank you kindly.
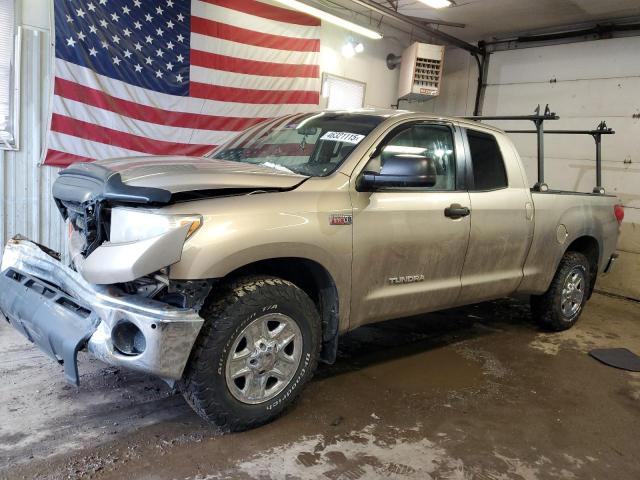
[481,37,640,223]
[0,27,65,253]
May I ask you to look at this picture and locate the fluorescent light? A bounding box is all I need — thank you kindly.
[354,42,364,53]
[417,0,452,8]
[272,0,383,39]
[383,146,427,155]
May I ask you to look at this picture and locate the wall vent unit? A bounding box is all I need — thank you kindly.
[397,42,445,102]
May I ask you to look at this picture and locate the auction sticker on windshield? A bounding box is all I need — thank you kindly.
[320,132,366,144]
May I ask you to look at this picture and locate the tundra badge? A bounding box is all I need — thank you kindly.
[389,275,425,285]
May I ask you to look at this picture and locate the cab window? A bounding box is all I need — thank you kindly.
[466,130,508,190]
[364,124,456,191]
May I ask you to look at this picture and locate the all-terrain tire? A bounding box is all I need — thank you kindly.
[531,251,591,332]
[181,276,321,432]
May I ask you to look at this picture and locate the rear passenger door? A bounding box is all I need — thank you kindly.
[457,128,534,304]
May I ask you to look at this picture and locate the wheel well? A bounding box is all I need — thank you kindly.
[224,258,340,364]
[566,236,599,296]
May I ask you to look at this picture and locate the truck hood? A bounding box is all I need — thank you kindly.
[53,156,308,206]
[96,156,306,193]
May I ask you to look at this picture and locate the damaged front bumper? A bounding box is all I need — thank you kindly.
[0,237,204,385]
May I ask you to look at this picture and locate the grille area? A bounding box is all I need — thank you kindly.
[59,200,110,256]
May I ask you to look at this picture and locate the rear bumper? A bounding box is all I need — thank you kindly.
[0,237,204,385]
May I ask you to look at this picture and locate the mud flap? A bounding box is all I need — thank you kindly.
[0,268,100,385]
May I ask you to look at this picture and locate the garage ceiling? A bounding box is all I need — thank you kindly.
[343,0,640,42]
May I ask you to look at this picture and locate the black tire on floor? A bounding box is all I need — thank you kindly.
[530,251,591,332]
[180,276,321,432]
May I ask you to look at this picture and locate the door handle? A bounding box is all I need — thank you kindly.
[444,203,470,219]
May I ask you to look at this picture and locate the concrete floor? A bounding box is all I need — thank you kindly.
[1,292,639,480]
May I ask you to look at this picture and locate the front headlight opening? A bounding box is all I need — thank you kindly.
[110,208,203,244]
[179,217,202,239]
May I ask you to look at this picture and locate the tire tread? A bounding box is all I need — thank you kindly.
[181,276,320,432]
[531,251,590,332]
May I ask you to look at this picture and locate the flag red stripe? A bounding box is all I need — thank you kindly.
[54,77,267,132]
[51,114,214,156]
[190,82,319,104]
[191,17,320,52]
[45,149,94,166]
[199,0,321,27]
[233,113,304,149]
[190,50,319,78]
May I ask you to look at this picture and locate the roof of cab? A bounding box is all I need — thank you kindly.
[321,108,506,134]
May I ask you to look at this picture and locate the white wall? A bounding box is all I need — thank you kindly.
[416,47,478,117]
[425,38,640,299]
[484,38,640,204]
[319,23,407,109]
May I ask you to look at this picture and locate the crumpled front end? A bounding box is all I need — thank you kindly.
[0,237,204,385]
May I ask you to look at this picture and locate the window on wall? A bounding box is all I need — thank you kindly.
[321,74,366,110]
[0,0,17,150]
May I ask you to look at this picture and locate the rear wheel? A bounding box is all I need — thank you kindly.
[531,251,591,331]
[181,276,321,431]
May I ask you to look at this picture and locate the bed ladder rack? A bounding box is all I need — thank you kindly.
[463,105,614,194]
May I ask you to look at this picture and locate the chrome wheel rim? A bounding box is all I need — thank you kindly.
[225,313,303,405]
[561,267,585,317]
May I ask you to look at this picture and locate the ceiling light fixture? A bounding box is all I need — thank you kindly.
[272,0,383,39]
[341,39,365,58]
[417,0,452,9]
[341,42,356,58]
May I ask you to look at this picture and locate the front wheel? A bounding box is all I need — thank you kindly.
[531,251,591,331]
[181,276,321,431]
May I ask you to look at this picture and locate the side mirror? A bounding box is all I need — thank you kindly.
[357,154,437,191]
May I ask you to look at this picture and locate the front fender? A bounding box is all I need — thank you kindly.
[175,239,348,287]
[163,188,353,325]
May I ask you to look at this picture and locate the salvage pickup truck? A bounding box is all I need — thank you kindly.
[0,110,623,431]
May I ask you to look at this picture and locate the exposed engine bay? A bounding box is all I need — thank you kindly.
[54,162,304,258]
[119,273,214,310]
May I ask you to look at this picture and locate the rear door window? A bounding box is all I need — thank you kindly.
[466,130,508,190]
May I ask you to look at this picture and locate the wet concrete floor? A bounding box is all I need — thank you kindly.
[1,292,639,479]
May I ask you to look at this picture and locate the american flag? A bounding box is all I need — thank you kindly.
[45,0,321,167]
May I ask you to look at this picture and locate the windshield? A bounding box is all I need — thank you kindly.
[207,112,384,177]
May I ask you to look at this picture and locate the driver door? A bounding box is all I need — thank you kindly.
[349,122,471,329]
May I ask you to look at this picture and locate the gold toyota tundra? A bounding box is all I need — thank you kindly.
[0,110,623,431]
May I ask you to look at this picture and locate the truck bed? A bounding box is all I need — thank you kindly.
[517,191,619,295]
